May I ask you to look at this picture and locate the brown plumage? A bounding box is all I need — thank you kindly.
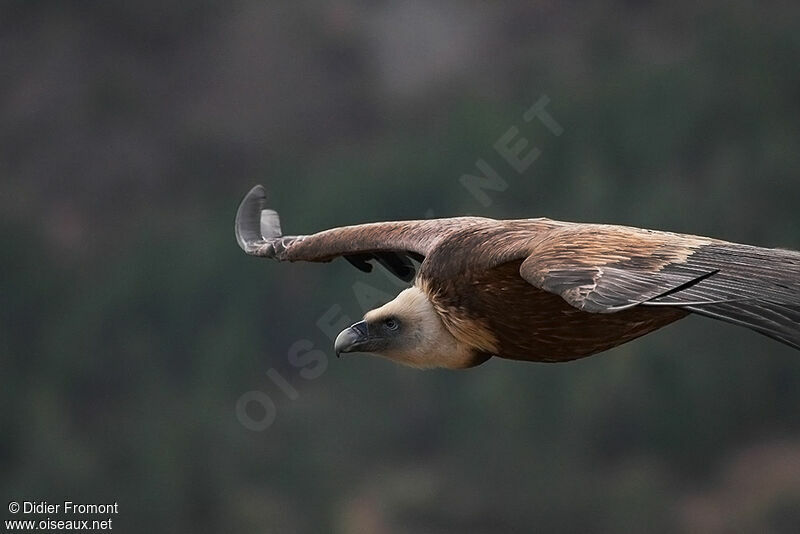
[236,185,800,368]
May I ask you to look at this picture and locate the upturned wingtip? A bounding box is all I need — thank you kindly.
[235,185,270,254]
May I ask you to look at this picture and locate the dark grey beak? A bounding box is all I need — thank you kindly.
[334,320,370,356]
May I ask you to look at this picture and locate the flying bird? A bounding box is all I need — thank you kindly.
[235,185,800,369]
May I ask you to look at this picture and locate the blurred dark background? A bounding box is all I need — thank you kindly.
[3,1,800,532]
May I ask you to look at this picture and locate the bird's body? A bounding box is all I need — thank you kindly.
[421,259,687,365]
[236,186,800,368]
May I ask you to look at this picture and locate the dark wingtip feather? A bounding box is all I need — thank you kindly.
[676,244,800,352]
[374,252,416,282]
[345,254,375,273]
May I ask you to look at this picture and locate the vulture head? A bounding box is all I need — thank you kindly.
[334,287,486,369]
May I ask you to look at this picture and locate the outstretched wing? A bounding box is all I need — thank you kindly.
[235,185,485,282]
[519,224,800,350]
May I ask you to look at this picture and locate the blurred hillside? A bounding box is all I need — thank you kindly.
[3,1,800,532]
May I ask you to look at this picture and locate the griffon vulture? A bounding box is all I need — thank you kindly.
[235,185,800,369]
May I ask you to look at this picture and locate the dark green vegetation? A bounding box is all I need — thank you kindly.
[3,2,800,532]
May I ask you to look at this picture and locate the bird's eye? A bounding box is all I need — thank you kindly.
[384,317,399,331]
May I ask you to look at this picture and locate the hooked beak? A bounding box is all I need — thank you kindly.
[334,320,371,357]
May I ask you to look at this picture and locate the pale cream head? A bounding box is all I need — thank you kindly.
[334,287,484,369]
